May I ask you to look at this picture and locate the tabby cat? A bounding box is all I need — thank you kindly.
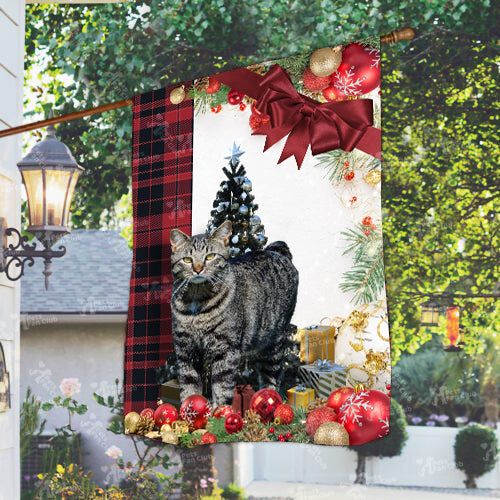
[170,221,298,407]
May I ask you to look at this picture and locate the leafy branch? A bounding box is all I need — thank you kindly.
[339,223,385,305]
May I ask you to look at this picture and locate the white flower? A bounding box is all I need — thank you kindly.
[105,445,123,460]
[59,378,81,398]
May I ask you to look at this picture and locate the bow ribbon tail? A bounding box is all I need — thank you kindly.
[277,119,311,168]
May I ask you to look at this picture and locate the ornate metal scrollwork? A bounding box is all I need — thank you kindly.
[1,224,66,289]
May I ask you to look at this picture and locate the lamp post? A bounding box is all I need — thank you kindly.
[0,126,83,289]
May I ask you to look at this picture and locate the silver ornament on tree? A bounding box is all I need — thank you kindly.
[231,235,239,244]
[242,179,252,192]
[239,205,249,215]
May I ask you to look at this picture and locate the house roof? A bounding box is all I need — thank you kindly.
[21,230,132,314]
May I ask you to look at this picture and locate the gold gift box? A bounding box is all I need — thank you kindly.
[160,379,181,409]
[287,386,315,407]
[298,323,337,363]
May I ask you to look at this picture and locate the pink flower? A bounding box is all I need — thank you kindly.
[105,445,123,460]
[59,378,81,398]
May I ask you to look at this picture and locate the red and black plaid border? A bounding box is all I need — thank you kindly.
[124,85,193,414]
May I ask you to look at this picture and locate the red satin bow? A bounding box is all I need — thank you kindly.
[252,65,374,168]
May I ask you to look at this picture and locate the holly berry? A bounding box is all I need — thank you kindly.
[206,77,221,94]
[352,196,357,202]
[344,171,355,181]
[211,105,222,113]
[362,216,373,227]
[344,161,350,167]
[371,223,377,230]
[278,434,284,440]
[285,432,292,439]
[269,427,274,433]
[387,392,391,397]
[239,103,247,111]
[365,229,371,236]
[386,384,391,390]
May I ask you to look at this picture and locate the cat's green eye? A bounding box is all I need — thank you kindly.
[183,257,193,263]
[205,253,215,261]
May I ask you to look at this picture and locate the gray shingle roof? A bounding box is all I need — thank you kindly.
[21,230,132,314]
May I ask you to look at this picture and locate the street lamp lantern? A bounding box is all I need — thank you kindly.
[420,299,440,327]
[0,126,83,289]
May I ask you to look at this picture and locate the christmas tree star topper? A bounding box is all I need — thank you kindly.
[224,142,245,165]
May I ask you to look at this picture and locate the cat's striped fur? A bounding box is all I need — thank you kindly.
[170,221,298,407]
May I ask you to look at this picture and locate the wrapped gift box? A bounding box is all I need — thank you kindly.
[287,385,315,407]
[299,361,347,399]
[232,384,255,415]
[298,323,337,363]
[160,379,181,409]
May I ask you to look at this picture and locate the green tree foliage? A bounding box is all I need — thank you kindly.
[382,29,499,361]
[24,2,498,359]
[454,423,498,488]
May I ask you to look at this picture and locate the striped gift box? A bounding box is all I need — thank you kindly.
[298,361,347,399]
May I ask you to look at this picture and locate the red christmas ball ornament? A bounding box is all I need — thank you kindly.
[224,413,244,434]
[344,171,355,181]
[302,66,331,91]
[227,89,244,105]
[212,404,233,420]
[331,43,380,97]
[386,384,391,390]
[239,103,247,111]
[338,389,390,446]
[305,407,337,439]
[201,432,218,444]
[211,105,222,114]
[327,386,354,412]
[274,404,294,425]
[249,113,270,132]
[322,84,347,102]
[140,408,154,420]
[179,395,212,430]
[249,389,283,423]
[206,77,221,94]
[362,216,373,227]
[154,403,178,427]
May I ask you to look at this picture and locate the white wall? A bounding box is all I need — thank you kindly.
[236,426,500,489]
[0,1,25,498]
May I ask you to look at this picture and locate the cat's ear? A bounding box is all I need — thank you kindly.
[211,221,232,246]
[170,229,191,251]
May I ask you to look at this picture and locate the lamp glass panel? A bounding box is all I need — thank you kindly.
[62,171,80,226]
[21,169,44,227]
[44,169,72,226]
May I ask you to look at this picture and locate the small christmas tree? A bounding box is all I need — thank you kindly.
[207,142,267,258]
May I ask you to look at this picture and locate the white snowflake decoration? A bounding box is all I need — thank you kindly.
[378,416,390,438]
[339,390,374,426]
[181,400,199,425]
[364,46,380,69]
[333,67,364,96]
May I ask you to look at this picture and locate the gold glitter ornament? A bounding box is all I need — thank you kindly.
[349,310,370,332]
[171,420,190,435]
[364,349,388,375]
[309,46,342,77]
[314,421,350,446]
[160,423,172,434]
[124,411,140,434]
[162,430,179,445]
[170,85,185,105]
[365,170,382,186]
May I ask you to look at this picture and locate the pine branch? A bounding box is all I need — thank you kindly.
[357,35,381,49]
[188,84,231,115]
[274,50,312,85]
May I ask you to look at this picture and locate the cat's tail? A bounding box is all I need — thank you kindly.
[266,241,293,260]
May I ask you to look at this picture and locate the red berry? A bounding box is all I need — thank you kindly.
[352,196,357,202]
[371,224,377,230]
[362,216,373,227]
[239,103,247,111]
[344,161,350,167]
[211,105,222,113]
[344,171,355,181]
[387,392,391,397]
[285,432,292,439]
[278,434,284,440]
[269,427,274,433]
[365,229,370,236]
[386,384,391,390]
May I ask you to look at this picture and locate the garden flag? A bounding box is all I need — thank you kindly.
[124,38,391,447]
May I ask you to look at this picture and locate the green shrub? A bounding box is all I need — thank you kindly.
[222,482,247,499]
[454,423,498,488]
